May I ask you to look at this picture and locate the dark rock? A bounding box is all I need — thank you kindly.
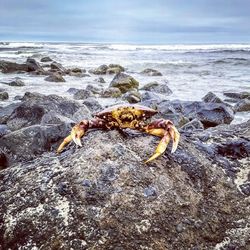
[234,99,250,112]
[6,103,46,131]
[106,67,123,74]
[182,101,234,128]
[0,92,9,101]
[109,64,125,72]
[40,56,53,62]
[26,57,44,72]
[141,81,172,95]
[123,90,141,103]
[141,68,162,76]
[202,92,223,103]
[109,73,139,93]
[101,87,122,98]
[180,118,204,132]
[72,105,92,121]
[0,60,28,73]
[45,73,66,82]
[67,88,79,94]
[14,95,22,100]
[89,64,108,75]
[7,78,25,87]
[73,89,92,100]
[157,100,189,127]
[223,91,250,100]
[0,120,249,249]
[0,150,9,169]
[5,92,80,130]
[86,85,103,95]
[0,123,72,161]
[0,124,10,137]
[41,111,75,126]
[50,61,66,72]
[0,103,20,124]
[95,77,106,83]
[71,67,85,73]
[82,98,102,112]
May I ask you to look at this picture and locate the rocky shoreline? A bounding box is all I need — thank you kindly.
[0,58,250,249]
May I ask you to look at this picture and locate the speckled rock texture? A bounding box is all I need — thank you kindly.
[0,119,249,249]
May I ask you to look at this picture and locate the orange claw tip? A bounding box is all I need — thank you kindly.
[144,152,162,164]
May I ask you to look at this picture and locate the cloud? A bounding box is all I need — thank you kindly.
[0,0,250,43]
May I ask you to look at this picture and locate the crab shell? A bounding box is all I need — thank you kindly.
[94,104,158,122]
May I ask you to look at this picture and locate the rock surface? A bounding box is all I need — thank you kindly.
[234,99,250,112]
[45,73,66,82]
[0,117,249,249]
[141,68,163,76]
[109,73,139,93]
[0,92,9,101]
[202,91,223,103]
[141,81,172,95]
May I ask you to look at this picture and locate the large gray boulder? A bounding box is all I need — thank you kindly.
[0,120,249,249]
[4,92,80,131]
[109,73,139,93]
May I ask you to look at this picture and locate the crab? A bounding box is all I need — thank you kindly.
[57,104,180,163]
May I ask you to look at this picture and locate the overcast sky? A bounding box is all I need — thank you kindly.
[0,0,250,43]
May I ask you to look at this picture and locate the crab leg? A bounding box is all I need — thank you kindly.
[144,119,180,163]
[57,118,106,153]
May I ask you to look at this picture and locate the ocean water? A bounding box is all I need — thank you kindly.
[1,42,250,123]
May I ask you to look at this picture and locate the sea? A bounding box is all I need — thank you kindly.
[1,42,250,123]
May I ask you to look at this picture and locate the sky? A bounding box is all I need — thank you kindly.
[0,0,250,43]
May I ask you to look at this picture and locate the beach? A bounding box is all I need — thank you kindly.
[0,42,250,249]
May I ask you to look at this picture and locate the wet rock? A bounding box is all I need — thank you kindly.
[5,92,79,130]
[0,92,9,101]
[66,88,79,94]
[89,64,108,75]
[123,90,141,103]
[26,57,44,72]
[73,89,92,100]
[40,56,53,62]
[72,105,92,122]
[82,97,102,112]
[223,91,250,100]
[95,77,106,83]
[0,103,20,124]
[0,124,10,137]
[157,100,189,127]
[101,87,122,98]
[141,68,162,76]
[70,67,85,73]
[41,111,75,126]
[14,95,22,100]
[234,99,250,112]
[182,101,234,128]
[109,64,125,72]
[202,91,223,103]
[106,67,123,74]
[0,123,71,161]
[0,121,249,249]
[0,150,9,169]
[8,78,25,87]
[109,72,139,93]
[6,103,46,131]
[141,81,172,95]
[86,85,103,95]
[180,118,204,132]
[45,73,66,82]
[0,60,28,73]
[50,61,66,73]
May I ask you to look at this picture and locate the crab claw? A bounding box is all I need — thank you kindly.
[145,124,180,163]
[57,120,89,153]
[71,123,86,147]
